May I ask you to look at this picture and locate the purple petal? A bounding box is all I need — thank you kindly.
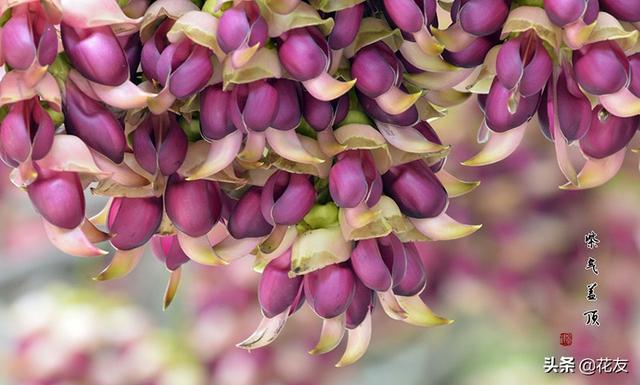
[170,45,213,98]
[329,151,369,208]
[543,0,587,26]
[217,5,251,53]
[108,197,163,250]
[61,23,129,86]
[329,3,365,49]
[240,80,279,131]
[557,69,591,141]
[600,0,640,22]
[271,79,301,131]
[459,0,509,36]
[259,250,303,318]
[27,167,85,229]
[30,101,56,161]
[132,116,158,175]
[346,278,373,329]
[200,85,237,140]
[1,13,36,70]
[228,187,274,239]
[351,43,397,98]
[165,175,221,237]
[64,80,126,163]
[350,239,392,292]
[37,23,59,67]
[302,91,333,131]
[304,263,356,319]
[0,102,31,164]
[157,116,188,176]
[358,90,419,126]
[261,171,315,225]
[580,106,638,159]
[573,41,629,95]
[484,79,540,133]
[496,38,524,91]
[383,0,424,33]
[278,28,328,81]
[382,160,448,219]
[442,34,496,68]
[392,242,427,296]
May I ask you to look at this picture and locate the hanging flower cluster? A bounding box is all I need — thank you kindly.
[440,0,640,189]
[0,0,487,366]
[8,0,637,368]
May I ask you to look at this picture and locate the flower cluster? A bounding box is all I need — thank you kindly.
[433,0,640,189]
[0,0,486,366]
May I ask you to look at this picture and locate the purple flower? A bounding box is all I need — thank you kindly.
[200,85,237,140]
[278,27,329,81]
[230,80,279,132]
[259,250,303,318]
[108,197,163,250]
[600,0,640,22]
[27,167,85,229]
[329,150,382,208]
[482,79,541,133]
[453,0,510,36]
[382,160,448,219]
[328,3,365,50]
[227,187,274,239]
[1,5,57,70]
[217,1,268,53]
[141,20,213,98]
[573,41,629,95]
[61,23,129,86]
[304,263,356,319]
[165,175,222,237]
[0,98,55,167]
[579,106,638,159]
[261,171,315,226]
[544,0,599,26]
[132,113,188,176]
[302,91,349,132]
[63,79,126,163]
[150,235,190,271]
[496,31,552,97]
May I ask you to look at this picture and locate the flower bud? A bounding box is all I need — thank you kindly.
[108,197,163,250]
[271,79,302,131]
[483,79,540,133]
[351,43,398,98]
[329,150,382,208]
[200,85,237,140]
[0,99,55,167]
[414,121,446,172]
[543,0,590,26]
[259,250,303,318]
[2,6,57,70]
[382,160,448,219]
[132,113,188,176]
[228,187,274,239]
[261,171,315,226]
[457,0,509,36]
[165,175,222,237]
[627,53,640,97]
[350,239,392,291]
[573,41,629,95]
[27,167,85,229]
[217,1,268,53]
[304,263,356,319]
[442,35,497,68]
[61,23,129,86]
[150,235,190,271]
[142,20,213,98]
[600,0,640,22]
[346,278,373,329]
[279,27,329,81]
[383,0,427,33]
[580,106,638,159]
[393,242,427,296]
[302,92,349,131]
[64,79,126,163]
[496,32,552,97]
[230,80,279,132]
[377,234,407,287]
[119,33,143,80]
[357,90,419,126]
[539,68,591,141]
[329,3,365,49]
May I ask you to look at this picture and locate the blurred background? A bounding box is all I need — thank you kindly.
[1,96,639,385]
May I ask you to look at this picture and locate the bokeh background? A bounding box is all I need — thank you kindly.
[1,97,639,385]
